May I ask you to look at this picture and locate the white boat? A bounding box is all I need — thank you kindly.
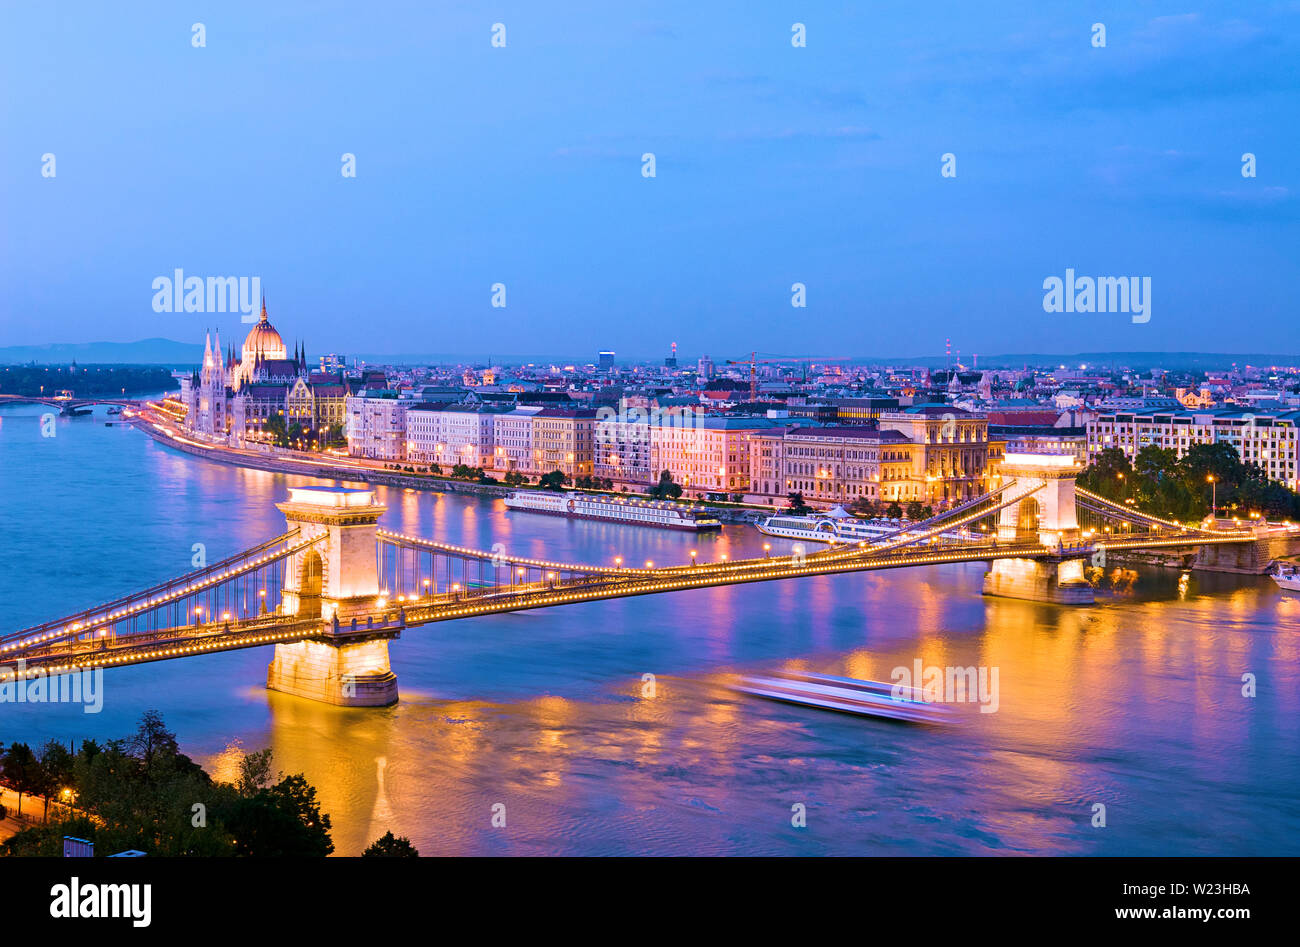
[503,490,721,531]
[756,505,970,546]
[1271,564,1300,591]
[733,670,950,724]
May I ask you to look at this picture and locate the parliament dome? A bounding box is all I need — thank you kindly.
[242,300,287,361]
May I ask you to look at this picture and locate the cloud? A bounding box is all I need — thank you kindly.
[895,11,1300,113]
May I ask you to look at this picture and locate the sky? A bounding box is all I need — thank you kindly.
[1,1,1298,360]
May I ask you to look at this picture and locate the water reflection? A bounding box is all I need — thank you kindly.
[1,404,1298,855]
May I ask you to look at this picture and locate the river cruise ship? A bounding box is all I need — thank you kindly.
[756,505,973,546]
[503,491,721,531]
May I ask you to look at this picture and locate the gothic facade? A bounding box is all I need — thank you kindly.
[179,301,356,446]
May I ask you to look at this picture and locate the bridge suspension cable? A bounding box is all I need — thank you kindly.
[0,530,320,654]
[1074,486,1237,536]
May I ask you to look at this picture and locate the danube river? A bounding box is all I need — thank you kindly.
[2,403,1298,855]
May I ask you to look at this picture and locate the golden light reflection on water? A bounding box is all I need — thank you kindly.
[8,416,1297,855]
[233,561,1299,854]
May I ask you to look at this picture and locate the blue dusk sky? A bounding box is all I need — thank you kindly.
[1,1,1297,360]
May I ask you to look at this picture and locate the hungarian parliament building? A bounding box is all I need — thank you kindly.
[179,301,357,444]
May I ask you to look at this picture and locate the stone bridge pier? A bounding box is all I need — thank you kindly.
[266,487,400,706]
[983,453,1094,605]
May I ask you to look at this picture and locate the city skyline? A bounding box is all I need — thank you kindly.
[4,1,1298,355]
[2,1,1297,897]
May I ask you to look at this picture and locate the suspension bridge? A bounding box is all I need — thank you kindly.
[1,452,1290,706]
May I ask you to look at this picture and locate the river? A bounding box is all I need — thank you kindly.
[1,402,1297,855]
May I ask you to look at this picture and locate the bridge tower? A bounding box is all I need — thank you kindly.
[983,453,1094,605]
[266,486,400,706]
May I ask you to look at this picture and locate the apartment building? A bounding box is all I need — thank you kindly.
[654,416,780,498]
[493,406,544,473]
[1087,407,1300,490]
[747,426,914,506]
[594,407,698,486]
[406,403,500,468]
[532,408,598,478]
[345,391,408,461]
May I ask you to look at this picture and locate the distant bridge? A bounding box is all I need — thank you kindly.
[0,394,145,414]
[4,451,1287,706]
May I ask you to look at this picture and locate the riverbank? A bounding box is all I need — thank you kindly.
[130,416,767,524]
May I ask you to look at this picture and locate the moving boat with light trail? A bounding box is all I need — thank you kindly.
[733,670,951,723]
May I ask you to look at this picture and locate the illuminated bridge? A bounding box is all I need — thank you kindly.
[1,453,1288,707]
[0,394,145,413]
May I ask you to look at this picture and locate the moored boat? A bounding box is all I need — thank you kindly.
[503,490,721,531]
[1271,563,1300,591]
[756,505,971,547]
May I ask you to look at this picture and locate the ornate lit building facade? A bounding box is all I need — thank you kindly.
[180,301,356,445]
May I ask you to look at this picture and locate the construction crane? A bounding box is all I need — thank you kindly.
[725,352,854,401]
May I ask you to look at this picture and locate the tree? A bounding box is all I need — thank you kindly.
[2,743,40,817]
[850,496,878,518]
[2,715,336,858]
[222,773,334,857]
[905,500,925,521]
[38,740,75,822]
[237,748,274,796]
[787,492,811,514]
[539,470,569,491]
[1077,447,1132,501]
[648,471,682,500]
[885,501,903,519]
[362,830,419,857]
[264,414,288,448]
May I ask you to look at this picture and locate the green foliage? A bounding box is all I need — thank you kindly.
[1,712,333,858]
[362,830,419,857]
[1078,443,1300,521]
[539,469,569,491]
[2,743,40,817]
[786,491,811,514]
[0,365,175,398]
[648,471,682,500]
[450,463,485,480]
[218,773,334,857]
[886,502,904,519]
[264,413,289,448]
[850,496,878,517]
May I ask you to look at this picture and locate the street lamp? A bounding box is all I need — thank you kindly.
[1207,474,1216,517]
